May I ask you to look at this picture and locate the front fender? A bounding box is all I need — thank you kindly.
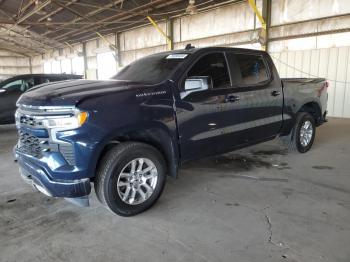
[89,122,179,178]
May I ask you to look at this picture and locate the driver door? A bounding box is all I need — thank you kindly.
[175,52,243,161]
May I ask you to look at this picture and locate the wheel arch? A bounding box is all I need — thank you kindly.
[297,101,322,126]
[91,123,179,179]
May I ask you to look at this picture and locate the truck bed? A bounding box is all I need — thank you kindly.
[281,78,326,84]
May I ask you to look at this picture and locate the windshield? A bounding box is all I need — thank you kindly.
[112,53,189,84]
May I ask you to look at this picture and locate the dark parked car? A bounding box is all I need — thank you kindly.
[14,47,328,216]
[0,74,82,124]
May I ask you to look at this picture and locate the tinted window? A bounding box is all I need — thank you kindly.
[2,78,34,92]
[2,79,23,91]
[188,53,230,89]
[235,54,269,85]
[112,53,188,84]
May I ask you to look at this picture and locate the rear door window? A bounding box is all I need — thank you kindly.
[235,54,269,85]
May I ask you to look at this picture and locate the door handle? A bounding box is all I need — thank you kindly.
[225,94,240,103]
[271,90,281,97]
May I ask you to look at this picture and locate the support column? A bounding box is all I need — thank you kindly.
[166,18,174,50]
[248,0,270,51]
[82,42,88,79]
[262,0,271,51]
[116,32,122,68]
[29,56,33,74]
[147,16,173,51]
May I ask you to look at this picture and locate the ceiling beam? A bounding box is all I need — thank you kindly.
[5,0,52,36]
[68,0,240,43]
[38,0,78,22]
[51,0,94,22]
[51,0,174,41]
[0,6,16,22]
[16,0,26,20]
[0,20,148,25]
[4,0,79,48]
[40,0,125,37]
[12,0,36,20]
[0,25,61,50]
[16,0,52,24]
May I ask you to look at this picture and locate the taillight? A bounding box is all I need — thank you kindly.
[325,81,329,89]
[317,81,329,97]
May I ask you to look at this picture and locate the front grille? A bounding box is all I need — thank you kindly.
[16,105,76,166]
[19,114,43,127]
[17,132,75,165]
[18,131,46,158]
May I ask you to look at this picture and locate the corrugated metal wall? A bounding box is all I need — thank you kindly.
[271,47,350,118]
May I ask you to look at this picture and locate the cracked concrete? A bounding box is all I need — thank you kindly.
[1,118,350,262]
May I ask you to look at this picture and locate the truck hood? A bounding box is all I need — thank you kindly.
[17,79,140,107]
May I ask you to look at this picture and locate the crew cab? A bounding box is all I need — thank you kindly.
[14,47,328,216]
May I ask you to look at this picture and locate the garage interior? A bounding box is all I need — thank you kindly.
[1,0,350,261]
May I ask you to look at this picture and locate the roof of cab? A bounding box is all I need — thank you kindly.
[12,73,82,78]
[149,46,267,57]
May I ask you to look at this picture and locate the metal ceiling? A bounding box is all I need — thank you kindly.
[0,0,240,56]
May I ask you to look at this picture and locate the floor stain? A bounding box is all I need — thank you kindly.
[250,149,288,157]
[183,149,292,175]
[312,165,333,170]
[184,154,275,172]
[282,188,294,198]
[218,173,288,182]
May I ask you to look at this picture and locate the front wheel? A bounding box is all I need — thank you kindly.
[281,112,316,153]
[94,142,166,216]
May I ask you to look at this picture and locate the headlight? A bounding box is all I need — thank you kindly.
[42,111,88,129]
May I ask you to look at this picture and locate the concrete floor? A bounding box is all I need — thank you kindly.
[0,118,349,262]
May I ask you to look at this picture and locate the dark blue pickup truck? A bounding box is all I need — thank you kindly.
[14,47,328,216]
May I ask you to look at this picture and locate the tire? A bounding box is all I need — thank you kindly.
[280,112,316,153]
[94,142,166,216]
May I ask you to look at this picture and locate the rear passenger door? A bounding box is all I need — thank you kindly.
[176,51,283,162]
[226,52,283,143]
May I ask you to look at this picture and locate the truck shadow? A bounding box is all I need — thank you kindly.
[181,146,289,173]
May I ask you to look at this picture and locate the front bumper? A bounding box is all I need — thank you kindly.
[16,147,91,199]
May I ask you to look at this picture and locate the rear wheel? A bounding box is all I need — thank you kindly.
[95,142,166,216]
[281,112,316,153]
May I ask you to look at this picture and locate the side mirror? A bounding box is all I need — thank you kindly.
[181,76,211,99]
[0,89,6,94]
